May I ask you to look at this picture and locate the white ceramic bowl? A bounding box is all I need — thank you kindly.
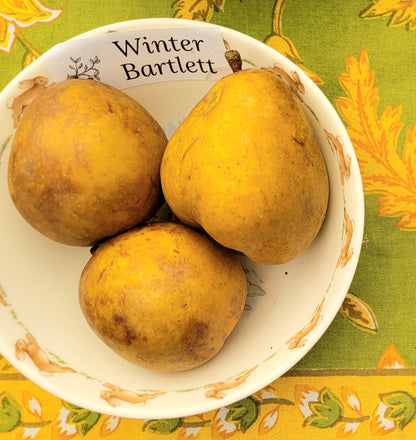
[0,18,364,419]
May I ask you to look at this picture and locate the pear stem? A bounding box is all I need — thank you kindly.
[225,49,242,72]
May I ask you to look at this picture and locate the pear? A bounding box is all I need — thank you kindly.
[79,222,247,372]
[161,69,329,264]
[8,79,167,246]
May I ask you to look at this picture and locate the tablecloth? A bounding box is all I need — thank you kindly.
[1,0,416,438]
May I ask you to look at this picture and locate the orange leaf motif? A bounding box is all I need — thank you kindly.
[21,390,43,420]
[100,415,121,437]
[294,384,319,419]
[377,344,408,369]
[258,407,279,436]
[178,426,203,440]
[51,407,77,440]
[360,0,416,30]
[336,421,361,437]
[337,47,416,230]
[341,387,362,415]
[370,402,396,436]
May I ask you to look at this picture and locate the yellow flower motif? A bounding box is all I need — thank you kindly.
[360,0,416,30]
[0,0,64,56]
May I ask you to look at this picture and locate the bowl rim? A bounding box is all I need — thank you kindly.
[0,17,365,419]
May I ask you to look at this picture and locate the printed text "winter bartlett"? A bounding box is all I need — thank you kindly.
[111,35,218,80]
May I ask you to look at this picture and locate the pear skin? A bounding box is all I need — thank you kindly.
[8,79,168,246]
[161,69,329,264]
[79,222,247,372]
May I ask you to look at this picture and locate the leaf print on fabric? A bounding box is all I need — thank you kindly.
[341,387,363,416]
[172,0,224,21]
[264,0,323,83]
[304,387,344,428]
[370,401,397,435]
[0,392,21,432]
[0,0,63,27]
[225,397,258,433]
[211,407,238,439]
[360,0,416,30]
[143,418,183,434]
[51,406,78,440]
[337,47,416,230]
[340,292,378,333]
[61,401,100,437]
[295,385,370,432]
[294,385,320,419]
[257,406,279,436]
[336,420,362,437]
[380,391,416,429]
[0,0,64,68]
[144,414,210,437]
[99,415,121,437]
[377,345,408,369]
[21,391,42,421]
[177,424,204,440]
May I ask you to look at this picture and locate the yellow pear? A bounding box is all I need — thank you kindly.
[161,69,329,264]
[79,222,247,372]
[8,79,167,246]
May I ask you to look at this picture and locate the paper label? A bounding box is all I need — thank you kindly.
[44,27,232,89]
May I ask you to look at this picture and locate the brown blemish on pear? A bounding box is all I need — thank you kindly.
[79,222,247,372]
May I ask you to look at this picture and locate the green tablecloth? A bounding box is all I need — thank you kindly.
[1,0,416,438]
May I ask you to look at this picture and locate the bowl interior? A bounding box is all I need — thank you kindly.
[0,18,364,418]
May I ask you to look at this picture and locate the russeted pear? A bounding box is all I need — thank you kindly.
[79,222,247,372]
[8,79,167,246]
[161,69,329,264]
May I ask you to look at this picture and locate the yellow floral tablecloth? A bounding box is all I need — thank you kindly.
[1,0,416,438]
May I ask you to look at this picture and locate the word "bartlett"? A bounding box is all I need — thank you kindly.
[112,35,205,56]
